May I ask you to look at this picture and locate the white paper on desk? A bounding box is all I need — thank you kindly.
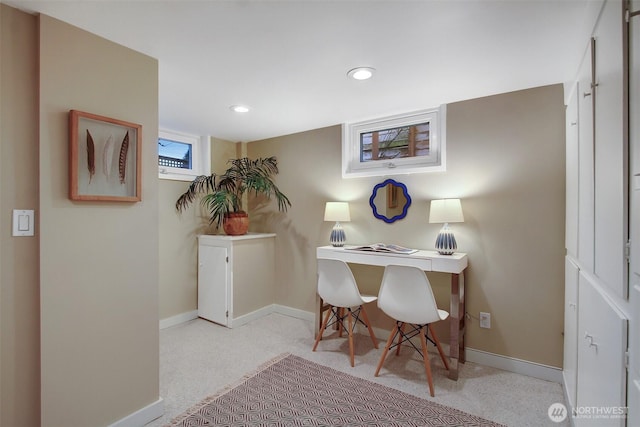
[346,243,418,254]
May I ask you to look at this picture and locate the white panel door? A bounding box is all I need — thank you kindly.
[629,0,640,380]
[563,257,580,410]
[576,273,627,427]
[631,286,640,427]
[628,374,640,426]
[633,283,640,380]
[198,245,228,326]
[593,0,628,298]
[566,86,579,258]
[578,42,595,273]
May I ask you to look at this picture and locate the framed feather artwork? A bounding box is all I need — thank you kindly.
[69,110,142,202]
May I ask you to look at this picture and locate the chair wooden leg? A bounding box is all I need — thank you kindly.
[395,322,406,356]
[312,305,332,351]
[375,323,399,377]
[347,309,355,367]
[359,304,378,349]
[428,324,450,370]
[419,325,435,397]
[338,308,344,337]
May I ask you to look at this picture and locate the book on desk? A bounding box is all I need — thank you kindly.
[345,243,418,254]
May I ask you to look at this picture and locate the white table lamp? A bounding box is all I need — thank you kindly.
[429,199,464,255]
[324,202,351,247]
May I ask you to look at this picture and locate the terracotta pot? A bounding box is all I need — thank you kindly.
[223,212,249,236]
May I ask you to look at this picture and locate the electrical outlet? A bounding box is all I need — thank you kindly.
[480,312,491,329]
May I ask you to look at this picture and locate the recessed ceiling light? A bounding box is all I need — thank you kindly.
[347,67,375,80]
[230,105,250,113]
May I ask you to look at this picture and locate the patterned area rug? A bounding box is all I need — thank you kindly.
[167,353,505,427]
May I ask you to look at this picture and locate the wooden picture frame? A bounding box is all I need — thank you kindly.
[69,110,142,202]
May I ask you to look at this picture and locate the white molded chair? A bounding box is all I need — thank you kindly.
[374,264,450,397]
[312,259,379,366]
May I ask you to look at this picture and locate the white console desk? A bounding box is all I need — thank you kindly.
[316,245,468,380]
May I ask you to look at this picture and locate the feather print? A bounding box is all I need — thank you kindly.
[86,129,95,183]
[103,134,115,179]
[118,131,129,184]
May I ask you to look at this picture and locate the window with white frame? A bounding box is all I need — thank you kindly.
[158,130,210,181]
[342,106,446,178]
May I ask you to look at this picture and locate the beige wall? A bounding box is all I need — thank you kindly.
[158,136,238,320]
[159,179,201,319]
[38,14,160,427]
[0,6,40,427]
[249,85,566,367]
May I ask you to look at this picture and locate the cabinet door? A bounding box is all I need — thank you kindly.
[578,43,595,273]
[629,0,640,381]
[593,0,628,299]
[633,285,640,377]
[576,273,627,427]
[198,245,228,325]
[564,257,580,410]
[566,87,579,258]
[628,375,640,427]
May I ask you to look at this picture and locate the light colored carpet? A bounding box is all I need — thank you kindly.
[146,313,567,427]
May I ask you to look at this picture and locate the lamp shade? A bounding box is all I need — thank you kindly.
[429,199,464,223]
[324,202,351,222]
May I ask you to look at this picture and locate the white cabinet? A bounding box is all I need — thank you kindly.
[565,1,634,425]
[634,284,640,377]
[576,273,628,427]
[198,244,228,325]
[566,86,579,259]
[593,0,628,299]
[628,3,640,425]
[563,257,580,410]
[577,42,596,272]
[629,0,640,380]
[628,375,640,426]
[198,233,276,328]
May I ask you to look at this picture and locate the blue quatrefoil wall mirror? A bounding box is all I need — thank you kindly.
[369,179,411,223]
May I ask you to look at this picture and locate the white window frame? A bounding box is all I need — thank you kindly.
[342,105,446,178]
[158,129,211,181]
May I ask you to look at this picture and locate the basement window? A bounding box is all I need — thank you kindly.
[158,130,210,181]
[342,106,446,178]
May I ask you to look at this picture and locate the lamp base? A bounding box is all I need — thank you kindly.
[329,222,346,247]
[435,223,457,255]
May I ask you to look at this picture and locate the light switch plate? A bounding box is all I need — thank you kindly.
[12,209,34,236]
[479,312,491,329]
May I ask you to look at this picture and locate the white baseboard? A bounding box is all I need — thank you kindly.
[108,398,164,427]
[158,305,315,331]
[272,304,315,322]
[466,347,563,383]
[230,304,315,328]
[159,310,198,330]
[229,305,275,328]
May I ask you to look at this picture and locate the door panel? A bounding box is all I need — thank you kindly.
[628,375,640,427]
[566,87,579,258]
[576,273,628,427]
[198,245,228,325]
[563,257,580,410]
[578,42,595,273]
[593,0,628,298]
[629,0,640,380]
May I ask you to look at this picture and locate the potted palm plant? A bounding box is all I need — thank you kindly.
[175,156,291,235]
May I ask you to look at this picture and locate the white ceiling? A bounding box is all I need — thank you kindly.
[6,0,587,142]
